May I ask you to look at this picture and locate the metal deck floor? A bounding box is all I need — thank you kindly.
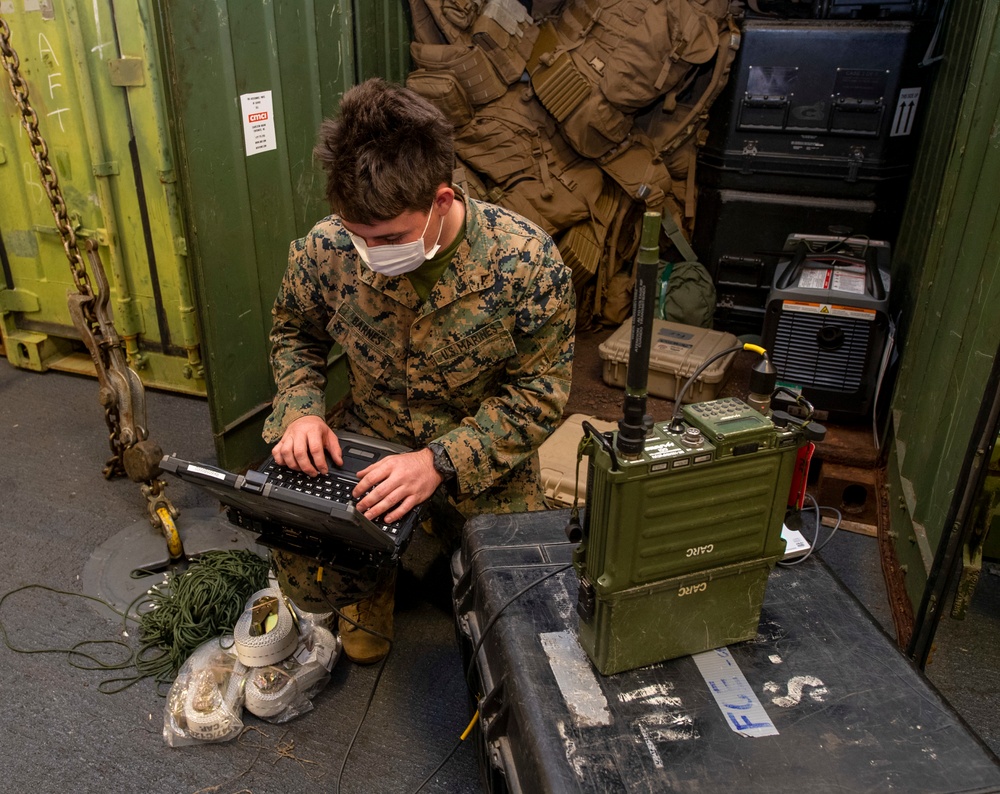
[1,363,478,794]
[2,361,998,793]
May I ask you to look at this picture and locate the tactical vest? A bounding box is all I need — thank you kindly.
[405,0,736,327]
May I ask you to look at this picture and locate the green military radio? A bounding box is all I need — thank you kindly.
[571,212,824,675]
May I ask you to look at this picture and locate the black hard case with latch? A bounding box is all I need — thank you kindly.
[451,509,1000,793]
[698,19,927,199]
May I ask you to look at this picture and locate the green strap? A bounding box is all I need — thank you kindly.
[661,213,699,263]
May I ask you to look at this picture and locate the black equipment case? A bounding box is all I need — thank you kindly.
[698,18,928,199]
[452,510,1000,793]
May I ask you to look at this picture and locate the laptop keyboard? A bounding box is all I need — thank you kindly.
[259,460,405,538]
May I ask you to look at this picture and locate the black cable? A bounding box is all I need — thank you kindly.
[463,562,573,693]
[581,420,618,471]
[0,550,270,694]
[771,385,815,422]
[316,558,572,792]
[318,576,394,794]
[0,584,134,670]
[670,344,748,425]
[412,707,480,793]
[336,647,391,793]
[411,561,573,794]
[413,737,464,793]
[778,493,843,567]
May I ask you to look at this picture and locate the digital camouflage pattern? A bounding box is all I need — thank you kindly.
[271,547,385,611]
[264,195,576,521]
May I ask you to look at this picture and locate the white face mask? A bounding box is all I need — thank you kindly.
[348,206,444,276]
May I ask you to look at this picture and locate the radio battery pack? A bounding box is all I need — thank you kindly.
[574,397,807,674]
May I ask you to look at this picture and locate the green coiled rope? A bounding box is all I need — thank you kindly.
[132,549,271,687]
[0,548,270,693]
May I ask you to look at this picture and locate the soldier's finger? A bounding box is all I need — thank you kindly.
[308,435,329,475]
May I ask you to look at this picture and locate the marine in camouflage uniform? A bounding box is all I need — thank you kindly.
[263,192,575,608]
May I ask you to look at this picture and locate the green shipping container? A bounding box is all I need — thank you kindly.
[0,1,411,469]
[0,0,202,393]
[884,0,1000,662]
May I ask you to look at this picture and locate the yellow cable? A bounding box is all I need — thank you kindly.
[316,565,323,583]
[743,343,767,357]
[460,710,480,741]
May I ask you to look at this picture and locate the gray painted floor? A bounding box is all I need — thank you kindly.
[2,361,998,793]
[1,364,478,794]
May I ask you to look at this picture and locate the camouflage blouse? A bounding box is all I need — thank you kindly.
[264,197,575,507]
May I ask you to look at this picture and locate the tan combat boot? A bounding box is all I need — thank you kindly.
[339,566,396,664]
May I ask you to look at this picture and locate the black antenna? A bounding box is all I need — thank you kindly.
[615,211,661,458]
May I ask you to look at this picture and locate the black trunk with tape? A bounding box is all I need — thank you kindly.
[451,510,1000,794]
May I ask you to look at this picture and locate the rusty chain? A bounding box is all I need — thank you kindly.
[1,15,181,554]
[0,19,93,294]
[0,16,133,476]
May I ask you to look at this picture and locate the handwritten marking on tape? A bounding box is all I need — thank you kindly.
[692,647,779,738]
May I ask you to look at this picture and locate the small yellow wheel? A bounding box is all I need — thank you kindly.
[157,506,184,560]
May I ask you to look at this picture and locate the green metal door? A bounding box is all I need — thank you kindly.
[2,1,410,470]
[157,0,411,470]
[885,0,1000,661]
[0,0,202,394]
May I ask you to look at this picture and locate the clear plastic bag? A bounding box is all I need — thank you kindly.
[163,636,246,747]
[243,621,341,724]
[163,602,343,744]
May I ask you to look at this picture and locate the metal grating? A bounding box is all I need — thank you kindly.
[771,310,871,391]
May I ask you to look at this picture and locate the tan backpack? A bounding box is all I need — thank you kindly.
[405,0,738,327]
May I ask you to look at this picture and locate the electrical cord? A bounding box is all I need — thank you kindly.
[771,385,815,422]
[0,584,134,676]
[412,561,573,793]
[316,552,572,792]
[778,493,843,567]
[463,562,573,694]
[319,557,560,794]
[439,562,573,794]
[318,575,394,794]
[670,344,748,424]
[870,318,897,452]
[0,549,270,693]
[413,711,480,793]
[805,233,870,258]
[669,343,773,428]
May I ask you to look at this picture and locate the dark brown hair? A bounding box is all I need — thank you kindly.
[313,78,455,223]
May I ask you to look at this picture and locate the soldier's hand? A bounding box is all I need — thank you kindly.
[354,448,443,524]
[272,415,343,476]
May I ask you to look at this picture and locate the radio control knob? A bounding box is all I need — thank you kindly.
[680,427,704,448]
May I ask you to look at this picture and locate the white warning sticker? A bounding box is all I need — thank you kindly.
[240,91,277,156]
[797,269,832,290]
[891,87,921,137]
[797,264,866,294]
[831,267,866,294]
[782,300,877,321]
